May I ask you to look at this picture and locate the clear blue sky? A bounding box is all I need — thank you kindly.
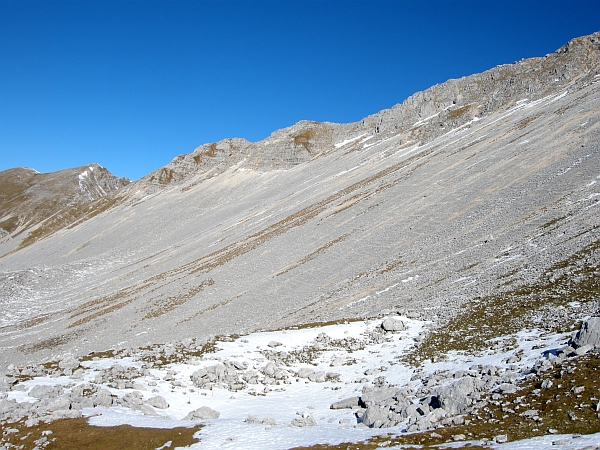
[1,0,598,180]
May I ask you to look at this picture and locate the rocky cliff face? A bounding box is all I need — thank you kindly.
[0,164,129,250]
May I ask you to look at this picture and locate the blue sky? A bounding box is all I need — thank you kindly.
[1,0,599,180]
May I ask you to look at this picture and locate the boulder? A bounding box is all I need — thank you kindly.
[308,371,326,383]
[381,318,407,332]
[58,355,80,371]
[120,392,144,409]
[570,317,600,350]
[91,389,114,408]
[50,409,82,420]
[262,417,277,426]
[433,377,483,415]
[146,395,169,409]
[244,414,261,424]
[296,368,315,378]
[360,387,398,406]
[330,397,360,409]
[29,385,62,400]
[361,406,389,427]
[184,406,220,420]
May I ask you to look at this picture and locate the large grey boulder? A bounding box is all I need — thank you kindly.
[570,317,600,350]
[58,355,80,371]
[360,387,398,407]
[361,406,389,428]
[91,389,114,408]
[433,377,484,416]
[296,367,315,378]
[121,391,143,407]
[184,406,220,420]
[50,409,82,420]
[29,385,62,399]
[381,318,407,332]
[330,397,360,409]
[146,395,169,409]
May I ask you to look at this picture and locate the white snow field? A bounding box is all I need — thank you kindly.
[5,317,599,449]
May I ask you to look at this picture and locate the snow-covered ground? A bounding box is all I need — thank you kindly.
[5,316,600,449]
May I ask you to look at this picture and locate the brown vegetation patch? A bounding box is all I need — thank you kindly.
[0,418,201,450]
[447,104,474,120]
[412,237,600,362]
[513,112,543,131]
[19,330,81,354]
[143,278,215,319]
[293,128,316,152]
[275,233,353,277]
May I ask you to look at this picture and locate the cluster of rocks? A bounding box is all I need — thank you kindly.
[2,316,598,438]
[1,383,114,426]
[188,326,393,394]
[0,319,401,430]
[330,317,600,432]
[0,345,199,427]
[331,364,519,431]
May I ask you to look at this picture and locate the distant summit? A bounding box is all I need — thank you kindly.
[0,164,129,251]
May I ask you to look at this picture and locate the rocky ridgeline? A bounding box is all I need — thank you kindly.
[1,317,599,440]
[133,32,599,195]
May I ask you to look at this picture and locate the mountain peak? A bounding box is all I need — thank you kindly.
[0,164,129,251]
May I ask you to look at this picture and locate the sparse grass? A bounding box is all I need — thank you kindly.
[411,237,600,363]
[18,194,123,249]
[458,262,479,272]
[275,233,353,277]
[143,278,215,319]
[0,418,201,450]
[294,129,316,153]
[19,330,81,354]
[0,215,19,234]
[447,104,474,121]
[514,112,543,131]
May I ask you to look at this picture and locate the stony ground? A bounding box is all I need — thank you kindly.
[0,315,599,449]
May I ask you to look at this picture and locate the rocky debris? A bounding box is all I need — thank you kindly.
[184,406,220,420]
[296,368,315,379]
[495,434,508,443]
[244,414,261,424]
[291,412,317,427]
[347,328,600,431]
[262,417,277,426]
[0,382,119,426]
[58,355,80,372]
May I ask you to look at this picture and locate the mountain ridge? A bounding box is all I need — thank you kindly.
[125,31,599,196]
